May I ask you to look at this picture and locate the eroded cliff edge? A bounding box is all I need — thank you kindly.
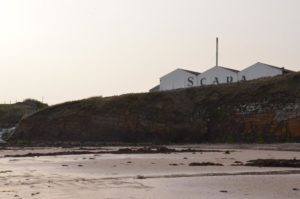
[12,72,300,143]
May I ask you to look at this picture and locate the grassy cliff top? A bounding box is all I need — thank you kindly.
[45,71,300,113]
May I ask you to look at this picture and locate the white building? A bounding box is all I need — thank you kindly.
[158,69,200,91]
[150,62,294,92]
[197,66,239,86]
[238,62,293,81]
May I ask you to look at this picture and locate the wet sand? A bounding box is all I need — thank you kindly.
[0,144,300,199]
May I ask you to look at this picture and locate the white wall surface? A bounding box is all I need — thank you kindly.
[159,69,198,91]
[238,62,283,81]
[197,66,238,86]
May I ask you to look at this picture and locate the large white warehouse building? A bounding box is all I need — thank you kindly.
[150,62,294,92]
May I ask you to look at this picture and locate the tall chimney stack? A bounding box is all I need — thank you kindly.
[216,37,219,67]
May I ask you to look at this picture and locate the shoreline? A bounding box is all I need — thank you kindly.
[1,144,300,198]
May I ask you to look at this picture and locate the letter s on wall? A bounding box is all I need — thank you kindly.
[187,76,194,87]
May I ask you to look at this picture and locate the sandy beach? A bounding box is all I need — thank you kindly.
[0,144,300,199]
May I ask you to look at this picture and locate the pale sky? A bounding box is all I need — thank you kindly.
[0,0,299,104]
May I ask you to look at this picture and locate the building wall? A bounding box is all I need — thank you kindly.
[154,63,291,92]
[238,63,283,81]
[159,69,198,91]
[197,66,238,86]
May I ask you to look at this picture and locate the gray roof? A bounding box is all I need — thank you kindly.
[201,66,239,74]
[149,85,160,92]
[160,68,200,79]
[255,62,294,73]
[218,66,239,73]
[181,69,201,75]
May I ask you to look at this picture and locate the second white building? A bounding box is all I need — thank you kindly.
[198,66,239,86]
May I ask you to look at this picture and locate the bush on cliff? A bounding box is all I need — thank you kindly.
[0,99,48,128]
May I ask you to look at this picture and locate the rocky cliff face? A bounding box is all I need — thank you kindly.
[13,73,300,143]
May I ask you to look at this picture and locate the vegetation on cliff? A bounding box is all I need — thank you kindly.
[0,99,48,128]
[12,72,300,144]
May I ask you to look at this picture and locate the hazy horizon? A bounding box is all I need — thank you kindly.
[1,0,299,105]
